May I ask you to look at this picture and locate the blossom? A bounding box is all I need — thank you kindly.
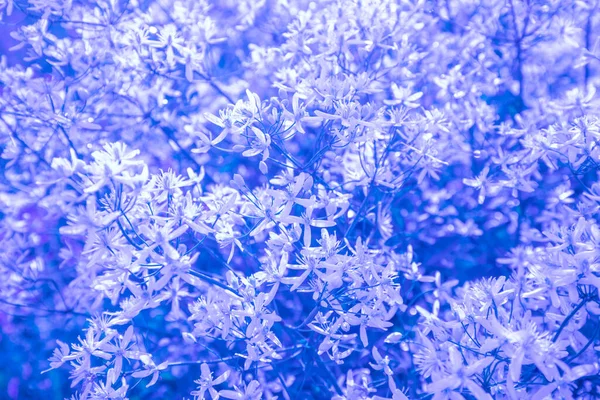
[99,326,138,379]
[426,347,493,400]
[4,0,600,399]
[384,83,424,108]
[282,206,336,247]
[137,221,189,261]
[131,354,169,388]
[219,380,262,400]
[191,363,230,400]
[462,166,491,205]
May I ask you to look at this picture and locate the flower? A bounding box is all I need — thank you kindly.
[7,0,600,399]
[384,83,424,108]
[282,206,336,247]
[99,326,138,378]
[219,380,263,400]
[131,354,169,388]
[191,363,230,400]
[426,347,493,400]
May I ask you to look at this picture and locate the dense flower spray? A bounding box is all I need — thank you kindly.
[1,0,600,399]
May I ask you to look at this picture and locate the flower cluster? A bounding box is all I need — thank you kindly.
[1,0,600,399]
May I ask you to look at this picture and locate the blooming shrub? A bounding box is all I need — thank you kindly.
[1,0,600,398]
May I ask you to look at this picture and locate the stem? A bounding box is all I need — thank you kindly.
[553,299,587,342]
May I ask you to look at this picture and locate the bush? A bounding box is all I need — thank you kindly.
[1,0,600,399]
